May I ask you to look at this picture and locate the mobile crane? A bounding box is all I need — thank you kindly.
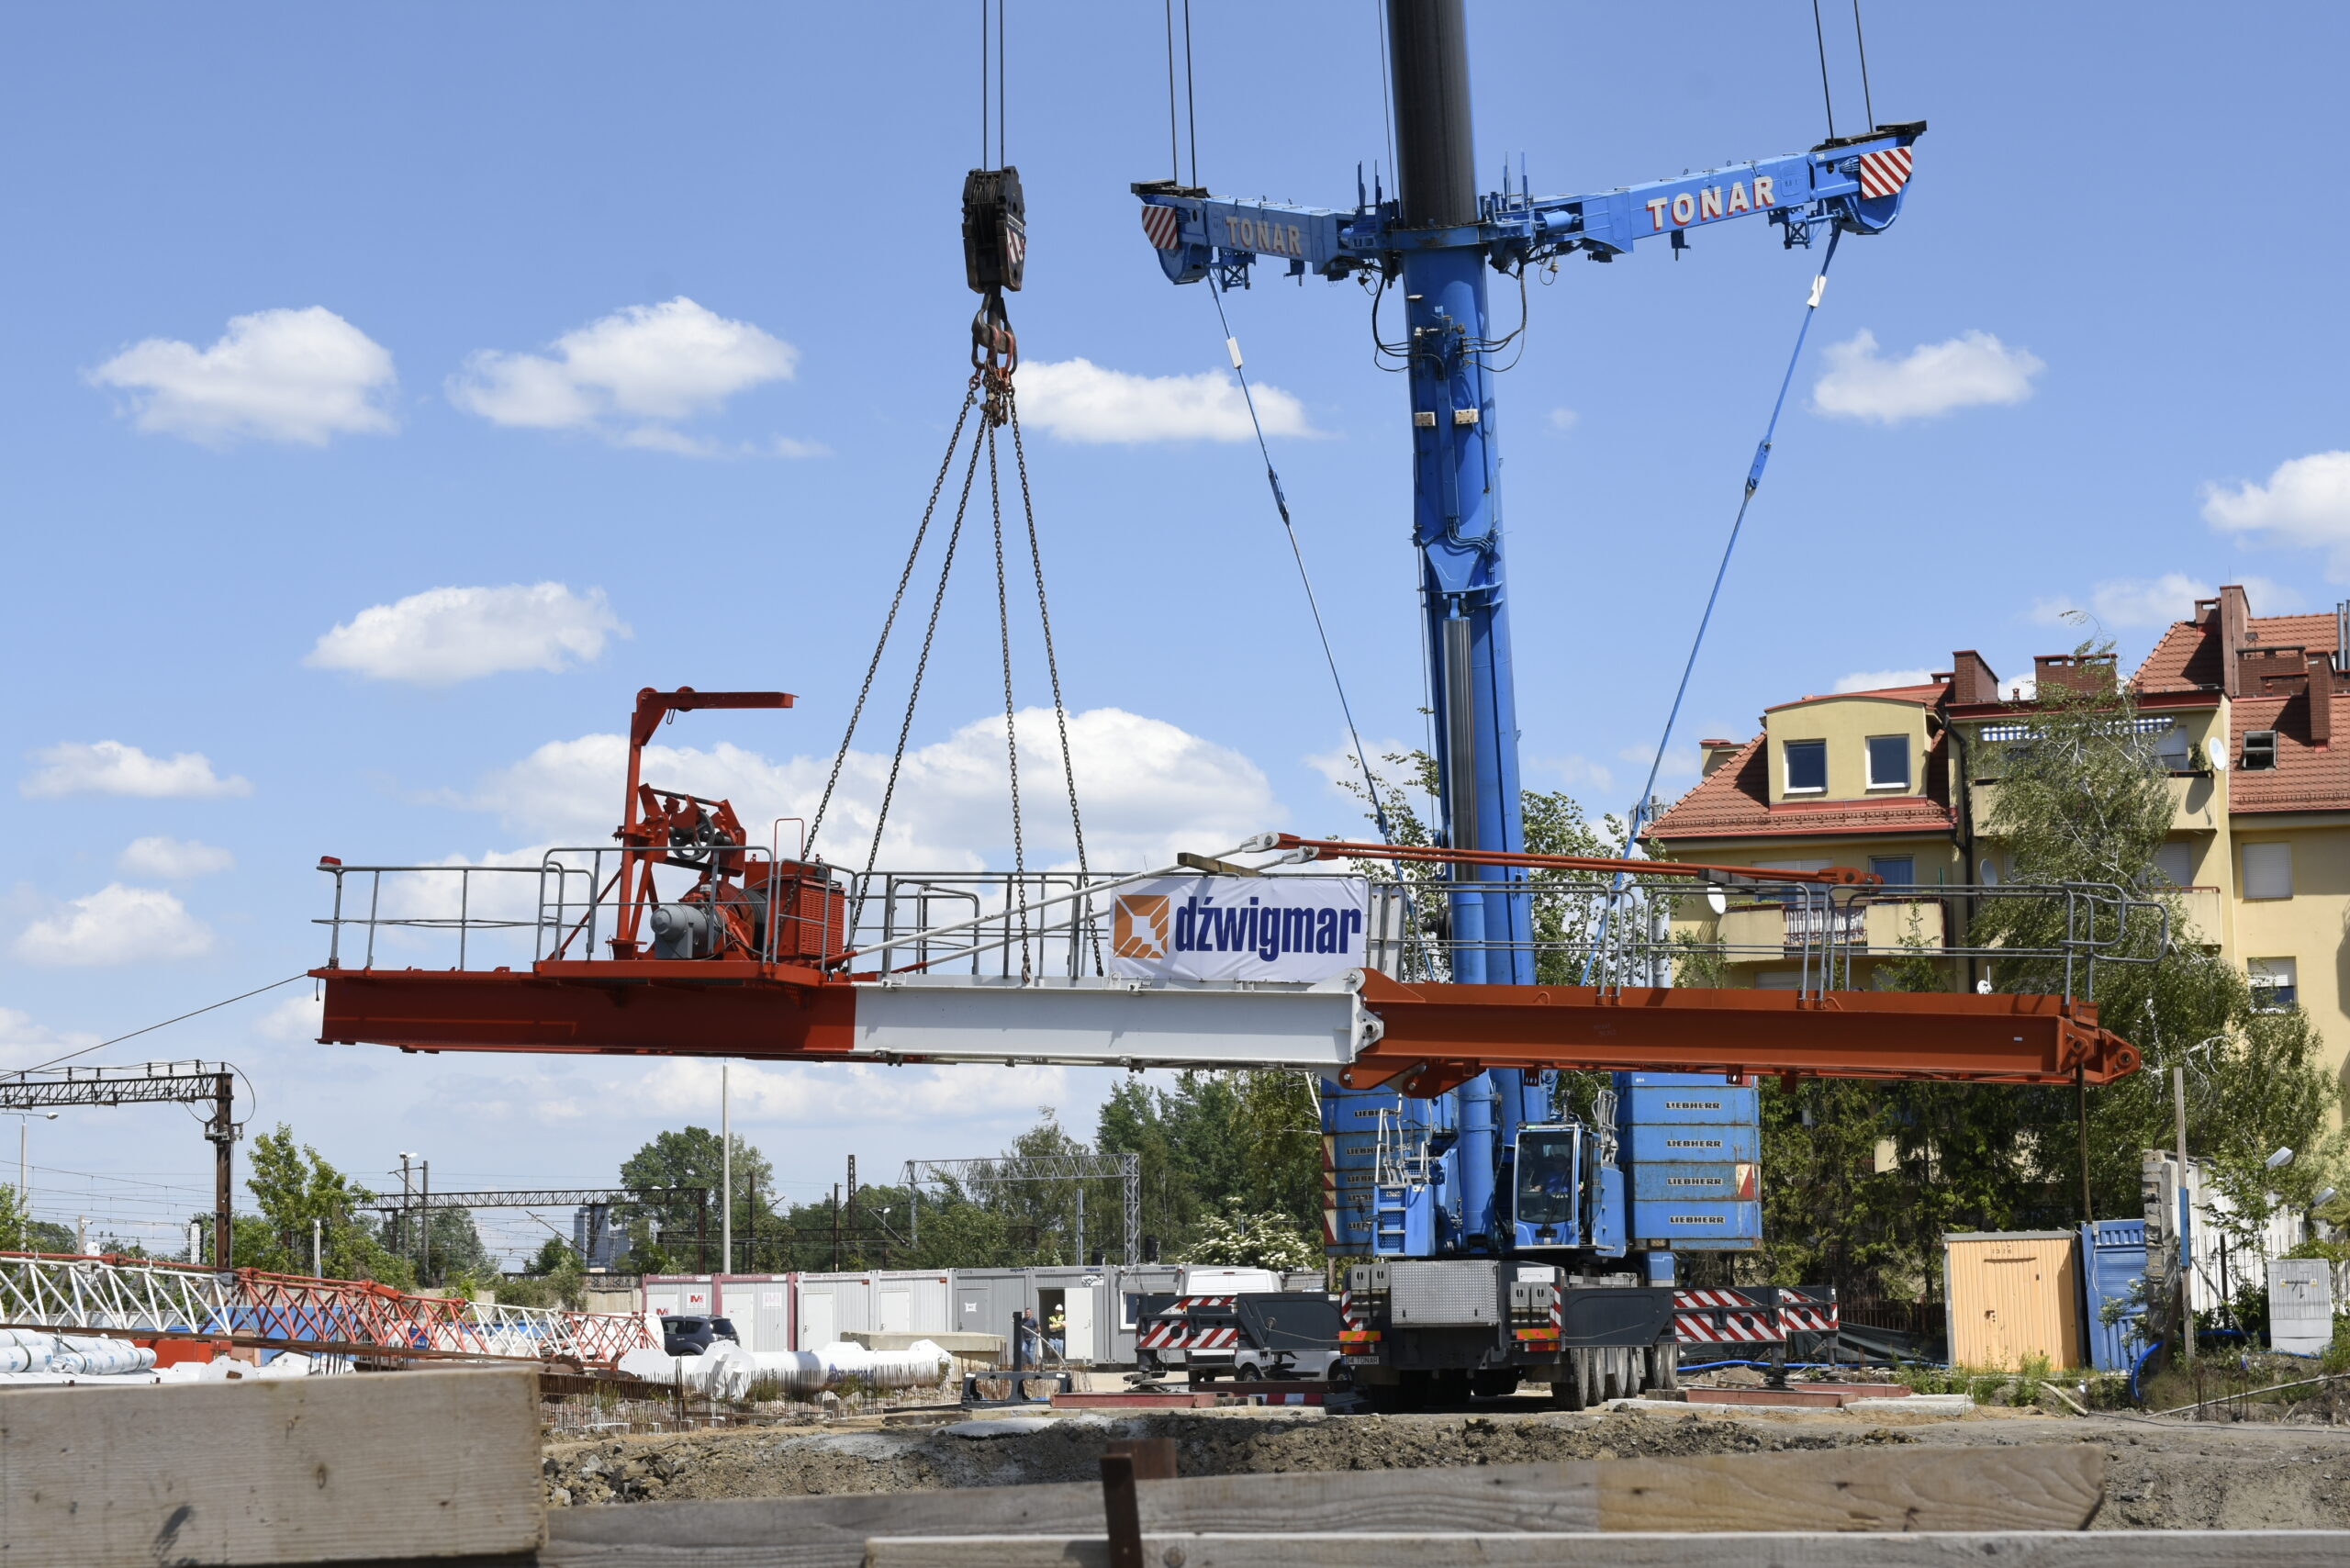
[306,4,2145,1413]
[1132,0,1925,1404]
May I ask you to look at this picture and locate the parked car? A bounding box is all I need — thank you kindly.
[660,1315,741,1356]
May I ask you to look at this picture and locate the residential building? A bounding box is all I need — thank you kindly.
[1646,585,2349,1092]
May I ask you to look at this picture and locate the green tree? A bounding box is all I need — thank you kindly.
[1184,1210,1320,1271]
[618,1126,771,1268]
[241,1125,415,1286]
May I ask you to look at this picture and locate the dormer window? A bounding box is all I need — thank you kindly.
[2242,730,2278,770]
[1784,739,1827,794]
[1865,735,1911,791]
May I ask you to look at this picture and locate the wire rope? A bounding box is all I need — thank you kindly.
[1585,227,1845,981]
[1852,0,1876,129]
[1204,274,1396,846]
[808,382,981,856]
[7,975,306,1079]
[1810,0,1837,139]
[987,420,1033,979]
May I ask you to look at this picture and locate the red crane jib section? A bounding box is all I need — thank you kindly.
[312,965,2137,1089]
[311,690,2142,1089]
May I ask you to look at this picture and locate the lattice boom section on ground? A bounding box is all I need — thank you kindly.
[0,1251,653,1366]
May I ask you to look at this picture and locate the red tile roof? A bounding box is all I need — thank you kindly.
[2134,611,2342,695]
[1765,683,1945,711]
[1647,733,1958,843]
[2231,692,2350,814]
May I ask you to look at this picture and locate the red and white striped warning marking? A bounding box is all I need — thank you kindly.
[1675,1288,1766,1311]
[1674,1311,1780,1344]
[1857,146,1914,200]
[1141,204,1181,251]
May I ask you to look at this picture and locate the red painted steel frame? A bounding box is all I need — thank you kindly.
[1339,970,2138,1093]
[312,962,2139,1087]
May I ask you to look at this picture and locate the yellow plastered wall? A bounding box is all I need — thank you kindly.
[1943,1231,2081,1371]
[1763,697,1932,804]
[2232,823,2350,1094]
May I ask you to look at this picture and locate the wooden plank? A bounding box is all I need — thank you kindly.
[544,1462,1599,1568]
[550,1444,2099,1568]
[1595,1443,2103,1533]
[0,1365,543,1567]
[863,1531,2350,1568]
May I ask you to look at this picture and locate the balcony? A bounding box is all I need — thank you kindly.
[1718,898,1946,966]
[1973,773,2218,836]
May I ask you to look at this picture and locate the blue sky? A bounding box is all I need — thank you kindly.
[5,4,2346,1261]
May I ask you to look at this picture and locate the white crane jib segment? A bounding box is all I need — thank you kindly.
[847,971,1377,1073]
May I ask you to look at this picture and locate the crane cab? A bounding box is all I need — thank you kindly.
[1508,1124,1625,1257]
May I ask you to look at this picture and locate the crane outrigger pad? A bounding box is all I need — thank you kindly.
[312,961,2136,1088]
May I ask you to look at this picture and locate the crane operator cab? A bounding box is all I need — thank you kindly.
[1510,1125,1626,1255]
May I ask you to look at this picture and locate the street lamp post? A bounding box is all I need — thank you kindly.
[7,1112,59,1245]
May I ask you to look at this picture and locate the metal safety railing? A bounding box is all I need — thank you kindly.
[315,853,2167,1006]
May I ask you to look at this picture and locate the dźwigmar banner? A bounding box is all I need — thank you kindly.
[1106,875,1367,982]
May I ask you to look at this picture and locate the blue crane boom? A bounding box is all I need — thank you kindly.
[1133,0,1921,1405]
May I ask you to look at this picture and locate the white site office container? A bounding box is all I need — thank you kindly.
[715,1274,794,1352]
[794,1271,877,1349]
[950,1269,1030,1358]
[875,1271,951,1335]
[1027,1267,1116,1364]
[643,1275,714,1318]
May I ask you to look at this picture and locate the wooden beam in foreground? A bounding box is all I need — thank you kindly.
[860,1532,2350,1568]
[545,1445,2100,1568]
[0,1366,543,1567]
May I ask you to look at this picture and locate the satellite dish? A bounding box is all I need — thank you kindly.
[2207,735,2230,772]
[1705,888,1728,916]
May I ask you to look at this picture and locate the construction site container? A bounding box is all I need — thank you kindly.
[874,1271,952,1335]
[949,1269,1029,1358]
[1027,1267,1115,1364]
[2077,1220,2147,1372]
[642,1275,715,1320]
[1943,1231,2081,1371]
[714,1274,794,1353]
[794,1271,876,1349]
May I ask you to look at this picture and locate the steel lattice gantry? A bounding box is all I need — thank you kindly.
[0,1062,240,1269]
[360,1187,713,1272]
[904,1154,1141,1267]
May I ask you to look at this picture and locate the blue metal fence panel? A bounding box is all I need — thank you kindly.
[2079,1218,2149,1372]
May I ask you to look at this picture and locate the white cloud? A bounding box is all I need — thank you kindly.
[1833,667,1934,693]
[86,306,397,447]
[307,583,627,685]
[15,884,215,966]
[1811,329,2042,424]
[0,1008,101,1070]
[2030,573,2302,631]
[1539,755,1615,794]
[1617,744,1700,783]
[2201,452,2350,578]
[474,706,1281,873]
[1547,408,1579,433]
[447,297,798,451]
[259,993,324,1044]
[22,741,251,800]
[625,1056,1069,1127]
[118,836,234,879]
[1014,357,1315,443]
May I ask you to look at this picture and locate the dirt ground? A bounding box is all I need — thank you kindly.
[543,1397,2350,1530]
